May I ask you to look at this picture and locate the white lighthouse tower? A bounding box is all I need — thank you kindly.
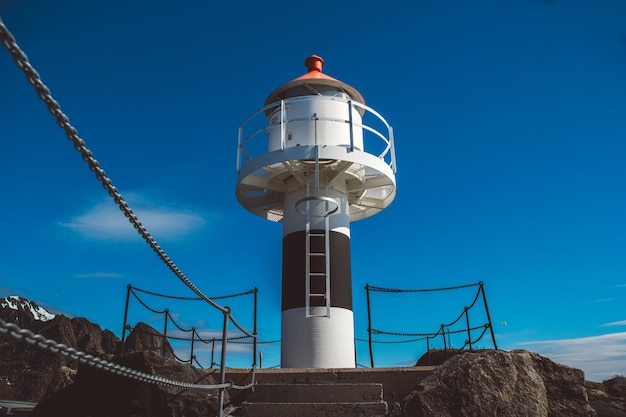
[236,55,396,368]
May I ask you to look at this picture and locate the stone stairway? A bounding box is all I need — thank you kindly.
[239,382,388,417]
[216,366,436,417]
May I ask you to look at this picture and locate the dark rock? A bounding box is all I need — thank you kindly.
[587,377,626,417]
[415,348,476,366]
[123,322,176,360]
[605,377,626,399]
[0,300,121,403]
[401,349,596,417]
[32,350,224,417]
[0,296,54,328]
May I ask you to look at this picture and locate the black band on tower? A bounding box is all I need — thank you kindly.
[281,230,352,311]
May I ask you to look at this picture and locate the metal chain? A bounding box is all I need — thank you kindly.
[0,18,226,314]
[0,318,228,391]
[367,281,481,294]
[370,324,488,338]
[131,285,256,301]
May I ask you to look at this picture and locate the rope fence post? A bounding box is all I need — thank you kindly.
[253,287,258,368]
[121,284,132,354]
[211,339,216,369]
[163,309,169,356]
[464,306,472,351]
[190,327,196,363]
[218,307,230,417]
[479,281,498,350]
[365,284,375,368]
[440,324,446,352]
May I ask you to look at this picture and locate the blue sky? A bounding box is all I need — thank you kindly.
[1,0,625,381]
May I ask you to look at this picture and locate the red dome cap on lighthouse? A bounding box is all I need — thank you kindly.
[264,55,365,106]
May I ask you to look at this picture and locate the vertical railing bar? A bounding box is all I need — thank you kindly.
[121,285,132,354]
[479,281,498,350]
[253,287,258,368]
[365,284,375,368]
[441,324,447,351]
[190,327,196,363]
[389,126,397,173]
[280,99,286,151]
[163,309,169,356]
[236,125,243,172]
[348,99,354,152]
[465,307,472,351]
[218,307,230,417]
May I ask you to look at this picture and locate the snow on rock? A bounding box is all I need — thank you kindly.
[0,295,55,322]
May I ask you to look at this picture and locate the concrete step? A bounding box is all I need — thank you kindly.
[241,401,388,417]
[240,383,388,417]
[246,383,384,403]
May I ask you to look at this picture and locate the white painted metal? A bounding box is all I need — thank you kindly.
[281,307,355,368]
[267,96,364,152]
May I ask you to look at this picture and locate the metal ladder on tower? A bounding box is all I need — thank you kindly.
[305,209,331,318]
[303,145,333,318]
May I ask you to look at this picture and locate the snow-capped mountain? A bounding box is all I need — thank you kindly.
[0,295,55,322]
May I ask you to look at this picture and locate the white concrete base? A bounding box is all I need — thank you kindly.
[281,307,355,368]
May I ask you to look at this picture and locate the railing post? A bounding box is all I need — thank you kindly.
[465,306,472,351]
[236,125,243,172]
[163,309,169,355]
[440,324,447,351]
[365,284,375,368]
[190,327,196,363]
[280,100,286,151]
[479,282,498,350]
[348,99,354,152]
[425,336,431,365]
[218,307,231,417]
[389,126,397,173]
[121,285,132,354]
[253,287,258,368]
[211,339,215,369]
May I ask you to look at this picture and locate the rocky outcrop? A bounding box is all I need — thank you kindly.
[587,376,626,417]
[398,349,596,417]
[0,301,122,403]
[0,296,55,327]
[32,350,224,417]
[123,321,175,360]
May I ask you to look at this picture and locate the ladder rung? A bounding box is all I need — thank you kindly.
[310,273,326,276]
[310,294,326,297]
[309,252,325,256]
[309,232,325,236]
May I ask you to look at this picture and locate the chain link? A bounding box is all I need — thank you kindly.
[367,281,481,294]
[370,324,488,338]
[0,18,227,314]
[131,285,256,301]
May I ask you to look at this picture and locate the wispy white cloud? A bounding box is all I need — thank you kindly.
[516,332,626,382]
[59,193,211,242]
[602,320,626,327]
[590,298,614,303]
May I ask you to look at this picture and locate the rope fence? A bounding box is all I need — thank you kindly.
[363,281,498,367]
[121,285,261,370]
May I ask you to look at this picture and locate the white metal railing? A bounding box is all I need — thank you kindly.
[237,95,396,174]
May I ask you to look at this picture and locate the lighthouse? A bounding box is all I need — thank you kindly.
[236,55,396,368]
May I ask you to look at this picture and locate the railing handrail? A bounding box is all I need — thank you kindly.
[237,95,395,173]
